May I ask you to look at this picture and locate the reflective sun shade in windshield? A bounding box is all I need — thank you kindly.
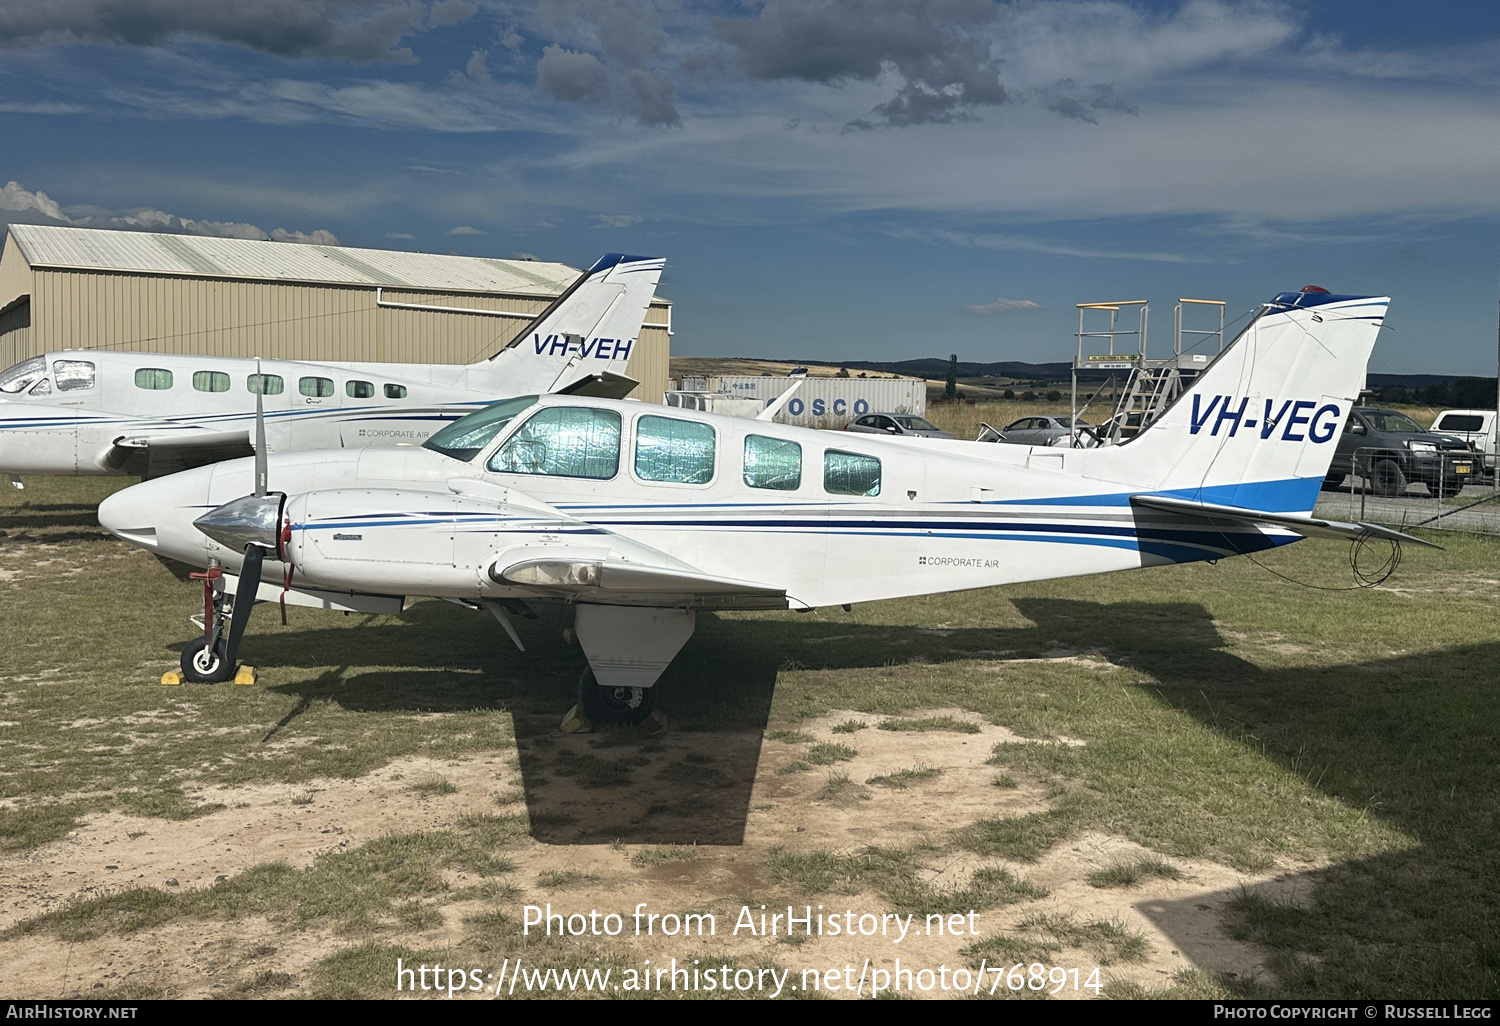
[422,395,540,462]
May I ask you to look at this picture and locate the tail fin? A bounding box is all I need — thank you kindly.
[1092,289,1389,514]
[472,253,666,395]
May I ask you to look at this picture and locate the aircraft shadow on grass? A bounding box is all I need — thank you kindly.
[211,595,1495,993]
[0,502,122,545]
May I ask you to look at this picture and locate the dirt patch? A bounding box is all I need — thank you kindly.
[0,709,1297,999]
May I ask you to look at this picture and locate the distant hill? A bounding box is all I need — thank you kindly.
[672,357,1497,405]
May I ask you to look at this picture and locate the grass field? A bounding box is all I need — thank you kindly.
[1,468,1496,1000]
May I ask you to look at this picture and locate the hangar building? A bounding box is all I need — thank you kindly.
[0,224,671,401]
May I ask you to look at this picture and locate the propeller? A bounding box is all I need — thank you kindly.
[188,360,284,676]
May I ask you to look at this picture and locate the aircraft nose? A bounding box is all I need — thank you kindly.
[192,493,283,552]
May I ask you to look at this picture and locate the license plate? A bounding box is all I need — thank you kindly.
[1456,464,1472,474]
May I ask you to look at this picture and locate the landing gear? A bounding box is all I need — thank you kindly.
[182,558,260,685]
[181,636,233,684]
[577,667,656,726]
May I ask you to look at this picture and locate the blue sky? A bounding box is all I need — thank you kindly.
[2,0,1498,375]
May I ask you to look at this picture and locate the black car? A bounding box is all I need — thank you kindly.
[1326,407,1479,496]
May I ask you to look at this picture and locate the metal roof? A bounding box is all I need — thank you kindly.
[7,224,581,296]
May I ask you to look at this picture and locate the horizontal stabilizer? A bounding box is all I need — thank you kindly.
[557,371,640,399]
[1129,494,1442,549]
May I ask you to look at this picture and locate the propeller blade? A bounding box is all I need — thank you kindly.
[254,359,268,498]
[224,543,264,665]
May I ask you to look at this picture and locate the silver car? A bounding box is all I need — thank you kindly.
[982,415,1096,446]
[845,413,953,438]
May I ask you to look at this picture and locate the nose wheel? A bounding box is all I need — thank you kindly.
[182,549,265,684]
[577,667,656,726]
[181,635,233,684]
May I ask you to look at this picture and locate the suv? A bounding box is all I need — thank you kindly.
[1431,409,1497,479]
[1326,407,1480,496]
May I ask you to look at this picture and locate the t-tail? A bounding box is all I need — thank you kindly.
[1091,288,1390,516]
[469,253,666,399]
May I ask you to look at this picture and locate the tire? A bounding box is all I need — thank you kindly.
[181,636,233,684]
[577,667,656,726]
[1370,459,1408,497]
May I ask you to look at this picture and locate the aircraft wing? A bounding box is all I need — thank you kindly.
[494,555,787,603]
[101,429,255,479]
[1129,494,1443,549]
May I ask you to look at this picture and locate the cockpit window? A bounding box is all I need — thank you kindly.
[422,395,539,462]
[488,406,621,479]
[0,356,46,393]
[53,360,95,391]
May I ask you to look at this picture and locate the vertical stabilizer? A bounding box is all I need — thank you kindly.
[470,254,665,396]
[1087,289,1389,514]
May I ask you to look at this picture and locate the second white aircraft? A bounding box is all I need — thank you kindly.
[0,253,664,480]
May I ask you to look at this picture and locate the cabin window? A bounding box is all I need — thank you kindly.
[824,450,881,496]
[299,376,334,398]
[28,377,51,397]
[247,373,283,395]
[134,368,173,390]
[0,356,46,393]
[384,384,407,399]
[193,371,230,393]
[423,395,538,462]
[346,380,375,399]
[488,406,620,480]
[744,434,801,491]
[53,360,95,391]
[634,415,715,484]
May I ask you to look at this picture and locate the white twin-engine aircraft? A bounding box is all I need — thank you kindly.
[98,288,1430,725]
[0,253,664,481]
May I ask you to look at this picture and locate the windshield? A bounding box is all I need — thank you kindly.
[422,395,539,462]
[894,416,939,431]
[1365,411,1426,433]
[0,356,46,394]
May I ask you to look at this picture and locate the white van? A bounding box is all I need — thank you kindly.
[1432,409,1497,477]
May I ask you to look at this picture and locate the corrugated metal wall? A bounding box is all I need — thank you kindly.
[11,267,669,400]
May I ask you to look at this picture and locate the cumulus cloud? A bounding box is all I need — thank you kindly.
[0,180,339,244]
[536,0,665,70]
[270,227,340,244]
[385,231,416,239]
[528,2,678,125]
[709,0,1007,127]
[0,0,425,63]
[592,213,642,228]
[447,225,483,234]
[1036,81,1138,123]
[537,44,610,103]
[427,0,478,29]
[965,297,1041,315]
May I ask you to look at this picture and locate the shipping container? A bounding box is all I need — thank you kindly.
[670,375,925,428]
